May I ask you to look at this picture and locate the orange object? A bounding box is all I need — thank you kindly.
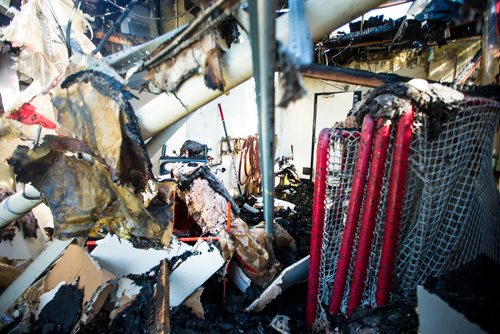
[178,237,218,242]
[8,103,57,129]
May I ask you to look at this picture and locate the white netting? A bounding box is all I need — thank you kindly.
[316,96,500,317]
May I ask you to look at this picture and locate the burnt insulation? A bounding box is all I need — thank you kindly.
[32,284,83,334]
[219,16,240,49]
[177,165,240,215]
[61,69,154,192]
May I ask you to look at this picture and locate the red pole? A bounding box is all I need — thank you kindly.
[376,106,414,306]
[306,128,331,327]
[347,118,391,315]
[329,114,375,315]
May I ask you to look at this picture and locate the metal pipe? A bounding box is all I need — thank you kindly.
[0,185,43,228]
[92,0,139,55]
[248,0,277,236]
[309,94,320,181]
[376,106,414,306]
[136,0,388,139]
[329,114,375,315]
[306,128,331,327]
[347,118,391,315]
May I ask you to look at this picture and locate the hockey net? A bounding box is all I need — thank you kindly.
[309,88,500,323]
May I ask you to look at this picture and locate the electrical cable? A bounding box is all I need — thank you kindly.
[104,0,197,21]
[238,135,261,196]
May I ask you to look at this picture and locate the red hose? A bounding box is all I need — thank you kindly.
[178,236,219,242]
[238,135,261,195]
[329,114,375,315]
[347,118,391,315]
[376,107,414,306]
[306,128,331,327]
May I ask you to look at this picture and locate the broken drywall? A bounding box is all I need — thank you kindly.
[43,244,115,315]
[91,234,224,307]
[0,239,73,319]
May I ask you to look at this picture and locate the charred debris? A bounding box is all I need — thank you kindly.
[0,0,499,333]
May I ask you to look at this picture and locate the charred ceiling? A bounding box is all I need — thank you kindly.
[316,0,486,66]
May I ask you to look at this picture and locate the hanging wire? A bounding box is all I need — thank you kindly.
[46,0,68,46]
[103,0,197,21]
[328,40,353,62]
[92,0,139,55]
[66,0,82,58]
[92,10,122,18]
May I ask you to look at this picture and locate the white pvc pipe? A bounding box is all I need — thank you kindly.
[136,0,387,139]
[0,185,42,228]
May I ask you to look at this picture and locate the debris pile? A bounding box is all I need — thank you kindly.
[419,255,499,334]
[2,0,496,333]
[0,158,315,332]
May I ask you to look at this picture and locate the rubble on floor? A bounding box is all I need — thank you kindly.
[333,301,418,334]
[3,0,492,332]
[108,260,171,333]
[419,255,499,334]
[91,234,224,308]
[166,178,315,333]
[32,282,83,334]
[0,240,115,332]
[246,256,309,313]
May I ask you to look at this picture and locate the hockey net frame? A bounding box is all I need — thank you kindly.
[306,90,500,326]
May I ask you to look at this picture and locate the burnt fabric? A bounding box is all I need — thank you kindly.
[53,57,152,192]
[9,137,172,248]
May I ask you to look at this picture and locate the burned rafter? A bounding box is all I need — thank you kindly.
[318,0,483,66]
[143,0,240,69]
[300,63,412,88]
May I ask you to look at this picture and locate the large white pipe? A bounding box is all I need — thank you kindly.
[136,0,387,139]
[0,185,42,228]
